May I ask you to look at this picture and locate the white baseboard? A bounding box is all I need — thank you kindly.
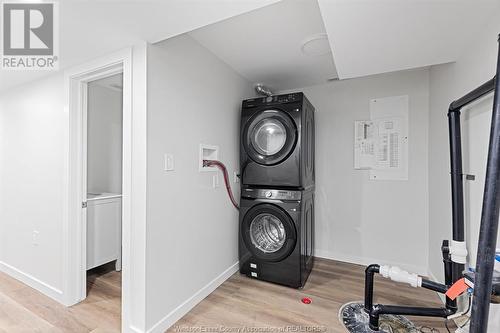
[147,261,239,333]
[128,325,145,333]
[315,249,428,276]
[0,260,63,303]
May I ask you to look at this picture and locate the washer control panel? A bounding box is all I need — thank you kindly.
[242,188,301,200]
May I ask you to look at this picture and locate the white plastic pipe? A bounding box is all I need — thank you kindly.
[450,240,468,264]
[379,265,422,288]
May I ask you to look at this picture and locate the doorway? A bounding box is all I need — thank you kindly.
[84,73,124,328]
[64,47,143,331]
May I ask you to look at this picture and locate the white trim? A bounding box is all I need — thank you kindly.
[64,49,130,306]
[62,45,148,333]
[315,249,428,276]
[147,262,240,333]
[124,42,149,333]
[130,326,145,333]
[0,261,63,303]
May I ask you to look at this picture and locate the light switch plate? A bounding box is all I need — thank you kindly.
[32,230,39,246]
[164,154,174,171]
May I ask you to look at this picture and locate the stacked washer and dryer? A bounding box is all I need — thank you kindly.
[239,92,315,288]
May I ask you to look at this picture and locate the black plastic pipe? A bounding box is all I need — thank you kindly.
[369,304,453,330]
[363,263,454,331]
[364,264,380,313]
[447,110,466,283]
[421,279,448,294]
[449,78,495,113]
[442,240,457,311]
[469,36,500,333]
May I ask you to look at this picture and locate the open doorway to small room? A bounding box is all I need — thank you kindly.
[65,48,139,332]
[84,73,124,325]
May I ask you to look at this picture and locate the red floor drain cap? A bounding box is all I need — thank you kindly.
[301,297,312,304]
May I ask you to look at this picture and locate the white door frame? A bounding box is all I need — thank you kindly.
[73,64,123,300]
[63,47,146,332]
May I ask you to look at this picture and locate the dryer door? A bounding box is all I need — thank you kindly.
[241,203,297,262]
[243,109,297,165]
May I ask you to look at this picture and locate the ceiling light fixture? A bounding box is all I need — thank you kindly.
[301,33,331,56]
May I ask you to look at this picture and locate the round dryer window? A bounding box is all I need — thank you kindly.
[242,110,297,166]
[249,213,286,253]
[251,119,287,156]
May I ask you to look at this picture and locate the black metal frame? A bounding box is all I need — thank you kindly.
[363,36,500,332]
[448,77,495,282]
[469,35,500,332]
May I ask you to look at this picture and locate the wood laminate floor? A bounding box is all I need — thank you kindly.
[0,263,121,333]
[170,258,454,333]
[0,258,454,333]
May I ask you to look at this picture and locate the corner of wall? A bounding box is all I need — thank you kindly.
[144,35,252,331]
[146,262,239,333]
[122,41,149,333]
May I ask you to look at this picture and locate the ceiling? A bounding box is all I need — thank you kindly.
[0,0,280,92]
[189,0,337,91]
[318,0,500,79]
[1,0,499,92]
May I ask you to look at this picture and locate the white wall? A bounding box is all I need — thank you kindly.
[145,35,254,332]
[87,83,123,194]
[0,74,66,299]
[284,68,430,274]
[428,22,500,282]
[0,46,149,333]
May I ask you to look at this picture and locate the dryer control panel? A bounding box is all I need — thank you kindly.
[242,92,303,108]
[242,188,301,200]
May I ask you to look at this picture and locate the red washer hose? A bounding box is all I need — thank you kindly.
[203,160,239,210]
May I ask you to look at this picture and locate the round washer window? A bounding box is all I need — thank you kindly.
[249,213,286,253]
[251,118,287,156]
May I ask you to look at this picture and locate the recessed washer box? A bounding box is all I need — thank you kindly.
[199,144,219,172]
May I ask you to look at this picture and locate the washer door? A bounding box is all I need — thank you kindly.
[241,203,296,262]
[243,110,297,165]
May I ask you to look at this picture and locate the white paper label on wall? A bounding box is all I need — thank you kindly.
[375,118,401,170]
[369,95,409,181]
[354,120,375,169]
[250,263,257,269]
[354,96,408,180]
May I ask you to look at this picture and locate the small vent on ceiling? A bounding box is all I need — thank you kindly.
[301,33,331,56]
